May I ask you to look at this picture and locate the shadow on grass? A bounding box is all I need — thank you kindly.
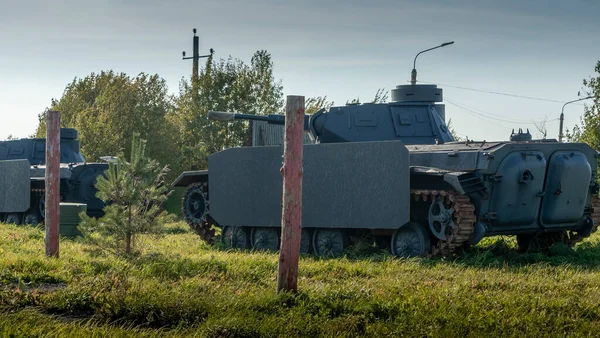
[163,226,600,271]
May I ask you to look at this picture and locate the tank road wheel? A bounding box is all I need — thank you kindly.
[300,228,312,254]
[5,213,22,225]
[251,227,280,251]
[182,182,216,243]
[313,229,346,258]
[412,190,476,257]
[222,226,250,249]
[23,209,41,225]
[391,223,431,258]
[428,196,457,241]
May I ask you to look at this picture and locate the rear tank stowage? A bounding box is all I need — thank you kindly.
[173,82,599,257]
[0,128,108,224]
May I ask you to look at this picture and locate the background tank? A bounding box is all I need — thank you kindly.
[174,82,599,257]
[0,128,108,224]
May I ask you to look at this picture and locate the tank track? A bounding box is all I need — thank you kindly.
[182,182,216,244]
[411,189,476,257]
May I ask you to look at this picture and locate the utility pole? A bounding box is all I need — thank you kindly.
[182,28,214,98]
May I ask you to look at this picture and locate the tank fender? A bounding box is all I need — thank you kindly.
[442,172,467,195]
[172,170,208,187]
[469,222,488,245]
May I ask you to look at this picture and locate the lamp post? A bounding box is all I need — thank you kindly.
[411,41,454,85]
[558,95,593,142]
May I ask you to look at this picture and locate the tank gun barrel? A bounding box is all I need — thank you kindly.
[208,111,310,130]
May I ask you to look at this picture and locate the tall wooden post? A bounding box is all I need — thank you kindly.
[45,111,60,257]
[192,28,200,98]
[182,29,214,103]
[277,95,305,293]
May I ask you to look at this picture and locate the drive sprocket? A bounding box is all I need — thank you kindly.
[411,189,476,257]
[182,182,216,244]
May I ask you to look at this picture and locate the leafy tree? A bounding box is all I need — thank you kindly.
[173,50,284,170]
[306,96,334,115]
[345,88,390,105]
[372,88,389,104]
[568,61,600,149]
[533,115,550,140]
[446,118,462,141]
[78,133,174,255]
[35,71,180,175]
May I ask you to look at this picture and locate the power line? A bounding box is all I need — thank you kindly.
[420,80,584,105]
[445,96,538,124]
[445,98,556,126]
[445,99,515,128]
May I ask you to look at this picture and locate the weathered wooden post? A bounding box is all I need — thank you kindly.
[45,111,60,257]
[277,95,305,293]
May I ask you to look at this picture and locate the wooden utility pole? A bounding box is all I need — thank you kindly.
[277,95,305,293]
[45,111,60,257]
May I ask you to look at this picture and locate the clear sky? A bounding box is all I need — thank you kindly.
[1,0,598,141]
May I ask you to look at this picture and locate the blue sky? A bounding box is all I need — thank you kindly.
[1,0,598,141]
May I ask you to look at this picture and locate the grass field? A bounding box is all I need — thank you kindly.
[1,222,600,337]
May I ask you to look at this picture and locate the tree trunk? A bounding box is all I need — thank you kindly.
[125,231,132,254]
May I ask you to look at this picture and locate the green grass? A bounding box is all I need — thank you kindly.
[1,223,600,337]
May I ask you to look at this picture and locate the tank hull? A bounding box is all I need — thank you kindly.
[0,128,109,224]
[175,139,599,257]
[0,162,108,224]
[407,141,599,236]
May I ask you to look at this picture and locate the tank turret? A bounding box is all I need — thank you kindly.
[208,84,453,145]
[0,128,85,165]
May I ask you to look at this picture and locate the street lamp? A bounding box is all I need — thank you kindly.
[411,41,454,85]
[558,95,593,142]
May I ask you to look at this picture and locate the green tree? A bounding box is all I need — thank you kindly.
[447,118,462,141]
[306,96,334,115]
[173,50,284,170]
[345,88,389,105]
[78,133,173,255]
[568,61,600,149]
[35,71,180,174]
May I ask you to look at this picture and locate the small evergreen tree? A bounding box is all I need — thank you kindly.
[79,133,174,255]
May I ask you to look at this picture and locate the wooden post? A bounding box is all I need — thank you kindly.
[277,95,305,293]
[45,111,60,257]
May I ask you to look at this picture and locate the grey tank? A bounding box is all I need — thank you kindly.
[173,83,599,257]
[0,128,108,225]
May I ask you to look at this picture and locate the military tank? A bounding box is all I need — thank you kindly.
[0,128,108,224]
[173,80,599,258]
